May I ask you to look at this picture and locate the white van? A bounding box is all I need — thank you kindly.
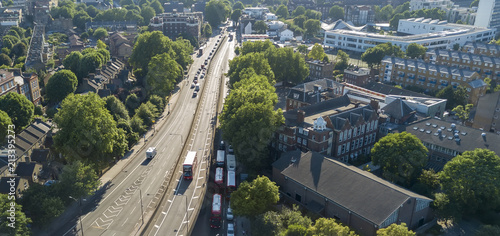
[146,147,157,159]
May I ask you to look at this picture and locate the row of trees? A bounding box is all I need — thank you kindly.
[0,26,31,69]
[62,46,110,83]
[360,42,428,68]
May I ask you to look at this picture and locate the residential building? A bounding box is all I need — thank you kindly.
[345,82,433,100]
[80,58,127,97]
[344,67,372,86]
[316,2,335,20]
[306,59,335,81]
[164,1,184,13]
[109,32,133,59]
[0,7,22,26]
[0,177,29,198]
[409,0,453,11]
[25,24,46,71]
[0,70,41,105]
[279,29,294,41]
[12,118,52,161]
[272,151,433,236]
[380,56,487,106]
[475,0,500,33]
[445,6,476,25]
[344,5,375,26]
[287,0,316,12]
[85,21,138,31]
[462,41,500,57]
[239,15,256,35]
[324,18,495,53]
[402,117,500,171]
[425,49,500,81]
[15,162,42,184]
[241,7,270,18]
[149,12,203,42]
[286,79,344,111]
[472,91,500,133]
[0,70,16,97]
[380,98,417,125]
[191,1,206,15]
[265,13,278,21]
[385,95,447,119]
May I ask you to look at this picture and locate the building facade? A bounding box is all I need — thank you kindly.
[344,67,371,86]
[324,18,495,53]
[409,0,453,11]
[462,41,500,57]
[306,59,335,81]
[344,5,374,26]
[150,12,203,42]
[286,79,344,111]
[425,49,500,81]
[380,56,487,105]
[472,91,500,134]
[0,70,41,105]
[475,0,500,33]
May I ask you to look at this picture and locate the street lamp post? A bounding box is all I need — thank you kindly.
[69,196,84,236]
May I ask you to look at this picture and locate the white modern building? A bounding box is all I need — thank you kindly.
[475,0,500,33]
[324,18,495,53]
[242,7,270,18]
[409,0,453,11]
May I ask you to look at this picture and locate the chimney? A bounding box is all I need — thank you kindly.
[297,110,305,123]
[354,101,360,108]
[370,99,379,110]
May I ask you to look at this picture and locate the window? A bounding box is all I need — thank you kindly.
[346,142,350,152]
[360,137,364,146]
[338,145,341,155]
[297,137,302,143]
[348,129,352,139]
[353,127,357,137]
[302,139,307,145]
[339,132,343,142]
[295,193,302,202]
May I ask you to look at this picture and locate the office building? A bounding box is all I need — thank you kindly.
[344,5,374,26]
[475,0,500,33]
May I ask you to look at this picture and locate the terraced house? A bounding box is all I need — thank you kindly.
[462,41,500,57]
[425,49,500,81]
[380,56,487,105]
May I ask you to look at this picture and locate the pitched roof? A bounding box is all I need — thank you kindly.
[284,95,353,127]
[468,79,487,88]
[31,149,50,163]
[15,162,38,177]
[276,151,432,226]
[287,79,343,104]
[0,177,21,194]
[382,98,415,120]
[403,118,500,156]
[328,104,376,130]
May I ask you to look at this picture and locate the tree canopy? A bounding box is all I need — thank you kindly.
[57,161,101,198]
[253,20,268,34]
[376,223,415,236]
[93,27,108,40]
[129,31,176,73]
[439,149,500,218]
[292,6,306,17]
[264,46,309,84]
[276,5,288,19]
[205,0,231,28]
[436,85,468,109]
[362,43,404,68]
[0,109,12,140]
[0,194,31,235]
[63,51,83,77]
[104,95,130,121]
[304,19,320,37]
[231,176,279,217]
[45,70,78,103]
[406,43,427,59]
[371,132,428,186]
[308,43,326,60]
[329,5,344,20]
[146,53,181,97]
[0,92,34,132]
[227,52,275,86]
[334,50,349,71]
[54,93,127,170]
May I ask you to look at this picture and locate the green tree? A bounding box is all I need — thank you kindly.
[148,95,165,112]
[297,45,308,54]
[19,183,64,226]
[334,50,349,70]
[130,115,146,134]
[436,85,468,109]
[309,218,357,235]
[54,93,127,170]
[276,5,288,19]
[304,19,320,37]
[253,211,282,236]
[227,52,275,86]
[130,31,174,71]
[231,176,279,217]
[73,10,91,30]
[203,23,213,38]
[78,52,103,79]
[264,47,309,84]
[146,53,181,96]
[0,194,31,235]
[476,225,500,236]
[305,9,322,20]
[293,15,307,29]
[0,92,34,132]
[10,42,27,58]
[93,27,108,40]
[221,74,283,169]
[0,110,12,139]
[379,4,394,21]
[440,149,500,217]
[104,95,130,121]
[63,51,83,77]
[308,43,326,60]
[240,40,274,55]
[284,224,309,236]
[58,161,100,198]
[292,6,306,17]
[97,39,107,49]
[406,43,427,59]
[377,223,415,236]
[329,5,344,20]
[0,53,11,66]
[2,35,20,49]
[452,104,473,123]
[371,132,428,186]
[45,69,78,103]
[125,93,141,115]
[233,1,244,10]
[141,6,156,25]
[150,0,163,14]
[231,9,242,23]
[205,0,231,28]
[362,43,404,68]
[253,20,268,34]
[134,101,159,127]
[171,38,194,70]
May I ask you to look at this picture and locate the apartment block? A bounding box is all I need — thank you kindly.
[472,91,500,134]
[380,56,487,105]
[149,12,203,42]
[344,67,372,86]
[344,5,374,26]
[475,0,500,33]
[425,49,500,81]
[306,59,334,81]
[462,41,500,57]
[409,0,453,11]
[286,79,344,111]
[0,70,41,105]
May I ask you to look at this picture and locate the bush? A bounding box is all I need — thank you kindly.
[34,105,43,116]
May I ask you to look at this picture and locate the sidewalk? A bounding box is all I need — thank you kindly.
[34,82,185,236]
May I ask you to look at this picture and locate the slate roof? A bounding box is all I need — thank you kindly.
[468,79,487,88]
[31,149,50,163]
[287,79,342,104]
[15,162,37,178]
[0,177,21,194]
[327,104,376,130]
[284,95,352,126]
[382,98,415,120]
[382,56,477,78]
[275,151,432,226]
[463,41,500,53]
[14,119,51,156]
[360,82,432,98]
[426,49,500,65]
[403,118,500,156]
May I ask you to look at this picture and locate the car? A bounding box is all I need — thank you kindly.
[227,205,234,220]
[193,79,198,84]
[197,70,200,74]
[219,140,225,150]
[210,216,221,228]
[193,91,198,97]
[227,223,235,236]
[228,145,234,154]
[191,83,195,89]
[200,74,204,79]
[208,56,211,59]
[204,61,208,65]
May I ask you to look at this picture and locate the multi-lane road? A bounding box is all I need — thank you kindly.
[55,27,234,236]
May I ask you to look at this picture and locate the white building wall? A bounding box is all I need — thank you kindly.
[475,0,495,28]
[410,0,453,11]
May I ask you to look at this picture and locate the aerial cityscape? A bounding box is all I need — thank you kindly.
[1,0,500,235]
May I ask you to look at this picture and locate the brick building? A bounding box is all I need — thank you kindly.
[344,5,375,26]
[0,70,41,105]
[306,58,334,81]
[149,12,203,42]
[472,91,500,133]
[344,67,372,86]
[462,41,500,57]
[286,79,343,111]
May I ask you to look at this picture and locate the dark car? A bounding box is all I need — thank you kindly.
[210,216,222,228]
[219,141,225,150]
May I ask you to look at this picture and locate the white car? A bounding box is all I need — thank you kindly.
[227,223,235,236]
[227,205,234,220]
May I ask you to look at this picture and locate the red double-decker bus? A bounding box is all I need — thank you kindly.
[183,151,197,180]
[227,170,236,195]
[215,167,224,185]
[210,193,222,228]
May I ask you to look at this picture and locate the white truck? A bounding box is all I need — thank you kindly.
[146,147,157,159]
